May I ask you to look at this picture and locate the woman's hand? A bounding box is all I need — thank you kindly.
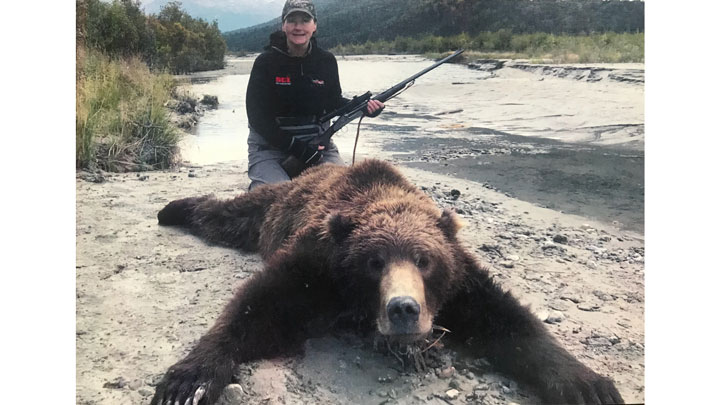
[365,99,385,117]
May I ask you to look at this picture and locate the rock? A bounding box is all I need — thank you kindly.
[188,172,197,178]
[103,377,128,389]
[586,260,598,269]
[545,310,565,324]
[138,388,153,397]
[449,379,461,389]
[474,383,490,391]
[218,384,245,404]
[83,173,106,183]
[561,295,581,304]
[450,189,461,200]
[176,101,195,114]
[468,59,505,71]
[549,300,571,311]
[578,302,600,312]
[446,389,460,400]
[138,175,149,181]
[499,261,514,268]
[552,234,569,244]
[128,379,143,390]
[438,366,456,379]
[584,337,613,347]
[506,254,520,261]
[200,95,219,108]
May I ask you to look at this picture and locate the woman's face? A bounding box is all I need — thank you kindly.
[282,12,316,48]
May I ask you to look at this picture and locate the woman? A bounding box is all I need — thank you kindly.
[245,0,384,190]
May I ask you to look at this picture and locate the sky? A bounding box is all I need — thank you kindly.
[139,0,286,32]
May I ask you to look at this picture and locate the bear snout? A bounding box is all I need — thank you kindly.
[387,296,421,332]
[378,261,433,338]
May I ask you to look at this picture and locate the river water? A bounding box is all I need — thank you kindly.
[179,55,644,233]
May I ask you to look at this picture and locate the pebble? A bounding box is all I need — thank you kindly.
[506,254,520,261]
[138,388,153,397]
[545,310,565,324]
[446,389,460,400]
[499,261,514,268]
[128,379,143,390]
[578,302,600,312]
[438,366,456,379]
[552,234,569,244]
[473,384,490,393]
[585,337,613,347]
[103,377,128,389]
[388,388,397,399]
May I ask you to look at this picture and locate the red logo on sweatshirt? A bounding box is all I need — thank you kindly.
[275,76,291,85]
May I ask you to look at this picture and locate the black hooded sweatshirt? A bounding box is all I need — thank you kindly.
[246,31,349,150]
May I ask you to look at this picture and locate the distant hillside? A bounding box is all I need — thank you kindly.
[223,0,644,52]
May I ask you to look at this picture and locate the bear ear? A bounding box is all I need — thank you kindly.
[438,209,463,240]
[327,213,356,244]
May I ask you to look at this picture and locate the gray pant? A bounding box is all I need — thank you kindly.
[247,127,344,191]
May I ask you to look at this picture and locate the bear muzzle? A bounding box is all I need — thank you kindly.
[377,261,433,340]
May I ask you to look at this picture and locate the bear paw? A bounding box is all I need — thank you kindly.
[150,357,233,405]
[541,366,624,404]
[157,196,209,226]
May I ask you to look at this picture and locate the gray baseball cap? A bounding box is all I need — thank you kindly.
[282,0,317,21]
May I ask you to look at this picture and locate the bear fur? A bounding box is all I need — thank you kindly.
[151,159,623,405]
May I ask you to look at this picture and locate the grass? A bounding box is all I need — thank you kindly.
[76,47,180,172]
[331,31,644,64]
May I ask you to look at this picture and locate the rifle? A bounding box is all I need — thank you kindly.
[281,49,465,177]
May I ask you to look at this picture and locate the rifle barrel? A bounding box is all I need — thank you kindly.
[373,49,465,102]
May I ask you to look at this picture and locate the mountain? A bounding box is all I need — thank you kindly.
[222,0,644,52]
[139,0,287,32]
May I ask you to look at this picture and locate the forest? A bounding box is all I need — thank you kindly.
[224,0,644,53]
[76,0,226,171]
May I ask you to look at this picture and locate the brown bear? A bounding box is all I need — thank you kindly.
[151,159,623,405]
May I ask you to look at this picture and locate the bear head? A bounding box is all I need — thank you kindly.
[325,199,463,343]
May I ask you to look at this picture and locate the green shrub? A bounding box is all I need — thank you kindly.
[76,48,179,171]
[330,31,644,63]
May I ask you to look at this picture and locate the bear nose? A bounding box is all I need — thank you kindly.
[387,296,420,327]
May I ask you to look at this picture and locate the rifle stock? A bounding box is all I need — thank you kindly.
[280,155,305,178]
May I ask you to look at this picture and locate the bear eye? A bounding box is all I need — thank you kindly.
[416,255,429,269]
[368,257,385,270]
